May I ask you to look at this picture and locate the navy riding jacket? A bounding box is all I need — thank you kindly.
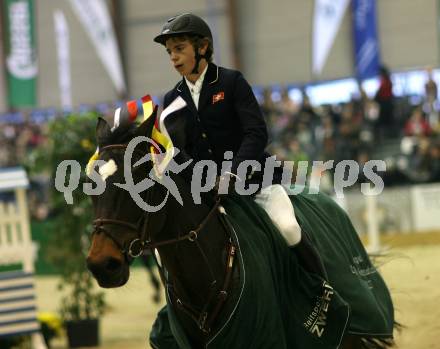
[163,63,272,181]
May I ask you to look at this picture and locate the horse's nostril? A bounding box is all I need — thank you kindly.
[87,259,101,276]
[87,256,122,276]
[105,257,122,272]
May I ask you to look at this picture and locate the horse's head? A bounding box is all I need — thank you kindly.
[86,111,162,288]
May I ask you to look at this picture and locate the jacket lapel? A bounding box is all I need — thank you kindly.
[198,63,219,112]
[176,79,198,117]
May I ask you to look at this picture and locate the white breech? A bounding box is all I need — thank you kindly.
[254,184,302,246]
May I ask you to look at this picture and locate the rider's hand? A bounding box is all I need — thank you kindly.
[215,172,241,195]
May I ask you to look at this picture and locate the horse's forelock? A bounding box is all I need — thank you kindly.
[97,122,138,148]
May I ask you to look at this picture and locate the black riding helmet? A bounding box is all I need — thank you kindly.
[154,13,212,45]
[154,13,213,74]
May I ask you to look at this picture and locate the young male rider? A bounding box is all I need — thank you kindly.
[154,13,300,244]
[154,13,273,192]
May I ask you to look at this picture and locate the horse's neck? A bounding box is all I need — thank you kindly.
[155,175,229,308]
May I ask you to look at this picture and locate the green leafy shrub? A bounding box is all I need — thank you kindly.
[26,112,106,322]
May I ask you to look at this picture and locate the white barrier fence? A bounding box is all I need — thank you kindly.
[0,191,36,271]
[0,168,46,349]
[338,182,440,251]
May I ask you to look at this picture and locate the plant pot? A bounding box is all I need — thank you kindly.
[65,318,99,348]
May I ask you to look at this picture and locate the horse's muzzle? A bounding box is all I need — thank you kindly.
[86,255,129,288]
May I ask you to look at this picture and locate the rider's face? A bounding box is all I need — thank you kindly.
[165,37,207,82]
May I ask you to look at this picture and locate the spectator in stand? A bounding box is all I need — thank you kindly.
[299,92,319,124]
[431,118,440,135]
[296,120,316,159]
[428,141,440,182]
[424,67,438,104]
[404,107,431,137]
[285,139,310,184]
[374,65,395,138]
[356,149,372,185]
[261,87,277,117]
[0,124,19,166]
[424,67,439,129]
[355,82,380,126]
[261,87,285,141]
[407,137,432,182]
[271,87,297,140]
[352,82,367,119]
[336,102,361,161]
[314,113,336,161]
[278,87,298,116]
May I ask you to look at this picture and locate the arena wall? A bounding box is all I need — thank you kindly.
[237,0,439,86]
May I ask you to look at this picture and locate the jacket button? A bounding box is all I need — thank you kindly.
[208,149,213,154]
[202,133,207,138]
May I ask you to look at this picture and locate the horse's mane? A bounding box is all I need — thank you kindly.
[96,117,139,148]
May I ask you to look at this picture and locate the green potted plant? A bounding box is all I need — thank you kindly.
[59,272,105,348]
[26,112,106,348]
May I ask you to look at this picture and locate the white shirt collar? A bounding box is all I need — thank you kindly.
[185,64,208,94]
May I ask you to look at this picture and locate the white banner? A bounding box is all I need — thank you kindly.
[68,0,126,94]
[312,0,350,76]
[54,10,72,109]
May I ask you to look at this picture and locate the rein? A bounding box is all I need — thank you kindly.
[92,143,238,334]
[129,195,221,254]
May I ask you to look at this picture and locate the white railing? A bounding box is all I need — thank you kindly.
[0,189,36,271]
[0,168,46,349]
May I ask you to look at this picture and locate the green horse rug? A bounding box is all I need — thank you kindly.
[150,187,394,349]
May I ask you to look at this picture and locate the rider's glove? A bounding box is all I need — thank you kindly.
[215,171,242,196]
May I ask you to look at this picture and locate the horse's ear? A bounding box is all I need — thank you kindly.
[136,105,158,137]
[96,117,112,146]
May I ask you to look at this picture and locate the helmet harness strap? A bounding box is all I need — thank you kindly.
[191,40,208,75]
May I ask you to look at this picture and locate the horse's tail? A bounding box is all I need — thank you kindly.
[360,337,395,349]
[360,321,402,348]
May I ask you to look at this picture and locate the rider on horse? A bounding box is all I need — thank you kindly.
[86,13,395,349]
[154,13,302,246]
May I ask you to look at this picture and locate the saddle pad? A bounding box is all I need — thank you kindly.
[286,187,394,336]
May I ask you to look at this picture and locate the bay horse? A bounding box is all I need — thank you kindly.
[85,113,396,349]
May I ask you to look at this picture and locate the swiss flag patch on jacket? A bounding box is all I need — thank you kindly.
[212,92,225,104]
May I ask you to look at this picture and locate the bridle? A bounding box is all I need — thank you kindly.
[92,192,222,259]
[91,143,237,334]
[92,144,222,258]
[91,144,149,259]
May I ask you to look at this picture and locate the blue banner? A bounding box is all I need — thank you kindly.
[352,0,380,80]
